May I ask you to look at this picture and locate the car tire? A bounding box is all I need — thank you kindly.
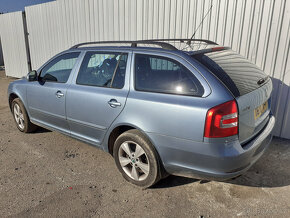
[12,98,37,133]
[113,129,162,188]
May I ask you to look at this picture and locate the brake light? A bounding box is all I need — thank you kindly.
[204,100,238,138]
[211,47,225,51]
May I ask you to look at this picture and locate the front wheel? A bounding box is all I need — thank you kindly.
[113,129,162,188]
[12,98,37,133]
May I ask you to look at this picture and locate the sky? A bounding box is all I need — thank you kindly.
[0,0,54,13]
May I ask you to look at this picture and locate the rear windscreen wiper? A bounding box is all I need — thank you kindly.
[257,76,269,85]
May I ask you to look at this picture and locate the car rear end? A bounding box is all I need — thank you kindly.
[166,47,276,180]
[193,48,274,144]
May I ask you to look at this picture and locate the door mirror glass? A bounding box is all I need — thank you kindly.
[27,70,37,81]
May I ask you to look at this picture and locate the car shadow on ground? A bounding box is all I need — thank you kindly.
[153,137,290,189]
[33,127,51,134]
[152,175,199,189]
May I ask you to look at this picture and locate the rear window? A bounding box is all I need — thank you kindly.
[76,52,128,89]
[193,49,269,97]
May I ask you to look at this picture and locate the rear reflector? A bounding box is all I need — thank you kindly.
[204,100,238,138]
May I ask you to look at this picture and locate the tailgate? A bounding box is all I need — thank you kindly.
[236,80,272,143]
[193,48,273,143]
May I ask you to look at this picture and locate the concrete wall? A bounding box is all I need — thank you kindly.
[0,0,289,138]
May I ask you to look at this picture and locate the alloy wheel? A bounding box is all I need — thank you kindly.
[118,141,150,181]
[13,103,25,130]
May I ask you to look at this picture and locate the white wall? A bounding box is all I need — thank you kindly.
[23,0,290,83]
[0,12,29,77]
[0,0,289,138]
[0,39,4,66]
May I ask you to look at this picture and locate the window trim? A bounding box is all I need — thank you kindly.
[75,51,128,89]
[133,53,205,97]
[38,52,81,84]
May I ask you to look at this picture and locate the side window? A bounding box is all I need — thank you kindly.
[76,52,128,89]
[40,52,80,83]
[135,54,204,96]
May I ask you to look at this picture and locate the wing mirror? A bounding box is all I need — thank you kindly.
[26,70,38,81]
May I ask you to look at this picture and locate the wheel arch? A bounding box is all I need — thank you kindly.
[8,89,31,118]
[9,93,20,111]
[106,124,138,155]
[105,123,168,178]
[105,123,161,158]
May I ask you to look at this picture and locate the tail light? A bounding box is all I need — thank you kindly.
[204,100,238,138]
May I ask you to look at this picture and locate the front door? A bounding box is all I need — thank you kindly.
[66,51,131,145]
[27,52,81,133]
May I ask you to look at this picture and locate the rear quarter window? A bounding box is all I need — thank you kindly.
[134,54,204,97]
[193,49,269,97]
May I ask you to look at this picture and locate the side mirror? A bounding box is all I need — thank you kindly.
[26,70,37,81]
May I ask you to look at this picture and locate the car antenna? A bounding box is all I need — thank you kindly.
[187,4,213,46]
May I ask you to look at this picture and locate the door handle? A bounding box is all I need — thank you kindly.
[55,90,64,98]
[108,99,121,108]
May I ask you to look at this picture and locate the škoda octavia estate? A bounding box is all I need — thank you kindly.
[8,39,275,187]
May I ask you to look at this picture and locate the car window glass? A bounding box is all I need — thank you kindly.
[76,52,128,89]
[135,54,204,96]
[40,52,80,83]
[193,50,269,97]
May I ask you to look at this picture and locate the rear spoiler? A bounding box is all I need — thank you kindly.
[188,46,230,56]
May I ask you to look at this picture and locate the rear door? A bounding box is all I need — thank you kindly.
[194,49,272,144]
[66,51,131,145]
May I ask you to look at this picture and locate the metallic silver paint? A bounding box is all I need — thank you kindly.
[7,46,276,181]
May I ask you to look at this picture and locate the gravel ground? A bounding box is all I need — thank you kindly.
[0,70,290,217]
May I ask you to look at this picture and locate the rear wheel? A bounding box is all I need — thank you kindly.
[113,129,162,188]
[12,98,37,133]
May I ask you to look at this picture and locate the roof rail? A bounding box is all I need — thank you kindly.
[70,38,218,50]
[70,40,178,50]
[141,38,218,45]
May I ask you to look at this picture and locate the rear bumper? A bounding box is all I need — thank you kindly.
[148,115,275,180]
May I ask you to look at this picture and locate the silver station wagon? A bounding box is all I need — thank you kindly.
[8,39,275,187]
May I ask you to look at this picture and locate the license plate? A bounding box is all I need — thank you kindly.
[254,101,268,120]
